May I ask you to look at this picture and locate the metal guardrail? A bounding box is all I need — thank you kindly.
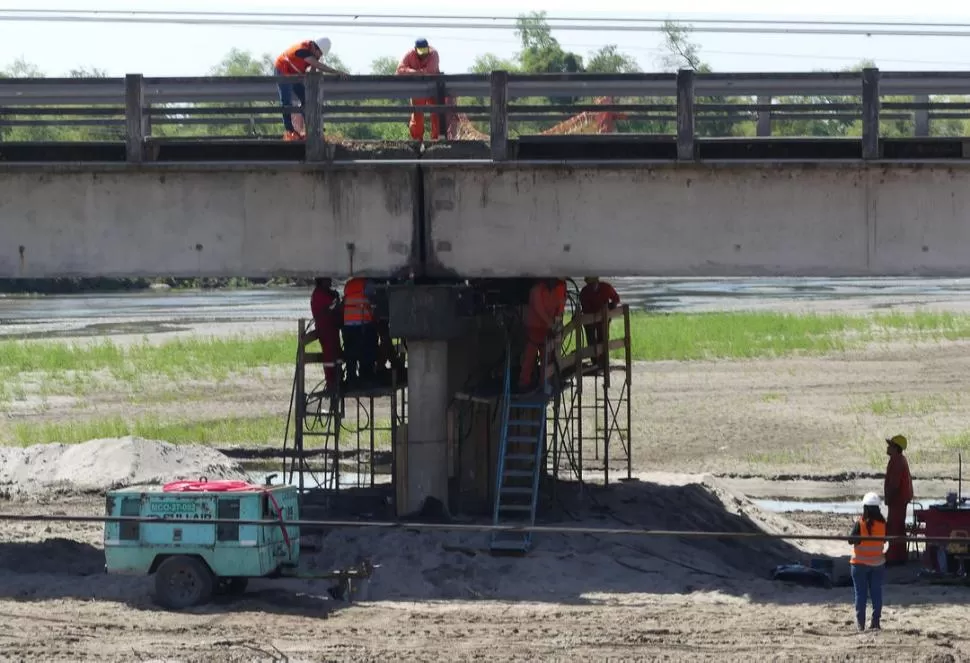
[0,68,968,161]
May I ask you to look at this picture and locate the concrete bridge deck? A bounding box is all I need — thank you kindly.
[3,152,970,279]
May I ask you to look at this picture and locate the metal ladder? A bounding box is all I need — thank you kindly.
[490,340,550,554]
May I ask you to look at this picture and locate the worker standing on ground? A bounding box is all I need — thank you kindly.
[848,492,887,631]
[310,277,342,392]
[273,37,348,141]
[343,277,378,385]
[518,278,567,392]
[396,39,441,141]
[884,434,914,565]
[578,276,621,353]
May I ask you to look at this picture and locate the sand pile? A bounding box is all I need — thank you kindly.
[0,436,247,500]
[308,476,839,602]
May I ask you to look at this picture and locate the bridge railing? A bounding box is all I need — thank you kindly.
[3,68,970,161]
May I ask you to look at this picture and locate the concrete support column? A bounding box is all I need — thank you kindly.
[404,340,450,513]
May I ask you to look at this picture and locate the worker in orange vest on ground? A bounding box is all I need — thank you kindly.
[518,278,567,391]
[579,276,621,353]
[342,277,378,384]
[396,39,441,141]
[884,434,914,565]
[310,277,342,391]
[848,492,887,631]
[273,37,348,141]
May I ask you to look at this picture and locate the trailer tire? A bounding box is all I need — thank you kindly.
[154,555,215,610]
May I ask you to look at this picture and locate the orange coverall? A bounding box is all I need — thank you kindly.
[518,280,567,390]
[884,453,914,563]
[396,48,441,140]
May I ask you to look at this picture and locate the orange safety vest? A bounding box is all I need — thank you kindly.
[275,41,315,75]
[343,278,373,324]
[851,518,887,566]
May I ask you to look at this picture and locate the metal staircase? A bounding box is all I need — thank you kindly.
[489,339,551,554]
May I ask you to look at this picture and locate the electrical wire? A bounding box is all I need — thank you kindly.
[4,11,970,37]
[8,8,970,31]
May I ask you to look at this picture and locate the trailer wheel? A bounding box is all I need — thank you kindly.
[154,556,214,610]
[216,577,249,595]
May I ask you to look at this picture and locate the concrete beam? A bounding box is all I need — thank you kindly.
[422,163,970,277]
[0,168,416,278]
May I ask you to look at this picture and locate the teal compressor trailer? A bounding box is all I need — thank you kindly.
[103,480,372,609]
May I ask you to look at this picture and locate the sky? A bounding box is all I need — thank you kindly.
[3,0,970,77]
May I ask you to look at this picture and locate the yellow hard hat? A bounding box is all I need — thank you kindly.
[584,276,598,284]
[886,434,908,451]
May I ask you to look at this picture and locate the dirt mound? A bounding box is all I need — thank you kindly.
[308,476,839,602]
[0,437,246,500]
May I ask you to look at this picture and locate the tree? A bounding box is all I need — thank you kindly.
[516,11,584,74]
[209,48,273,76]
[371,56,398,76]
[659,21,708,72]
[470,53,519,74]
[586,45,639,74]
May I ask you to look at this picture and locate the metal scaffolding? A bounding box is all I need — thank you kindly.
[284,319,407,499]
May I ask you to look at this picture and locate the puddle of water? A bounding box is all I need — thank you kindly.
[755,499,947,516]
[247,470,390,491]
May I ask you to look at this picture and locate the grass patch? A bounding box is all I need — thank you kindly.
[4,414,394,448]
[863,394,954,417]
[940,431,970,451]
[5,310,970,403]
[7,415,286,447]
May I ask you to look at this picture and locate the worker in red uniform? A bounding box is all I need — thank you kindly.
[396,38,441,141]
[578,276,621,353]
[310,277,342,391]
[273,37,348,141]
[343,277,378,385]
[884,434,914,565]
[518,278,567,391]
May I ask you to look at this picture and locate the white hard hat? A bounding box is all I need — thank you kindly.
[862,492,882,507]
[314,37,331,56]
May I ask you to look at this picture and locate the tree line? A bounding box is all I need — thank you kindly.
[1,15,965,143]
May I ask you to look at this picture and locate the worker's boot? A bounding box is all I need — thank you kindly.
[856,620,865,632]
[870,619,881,631]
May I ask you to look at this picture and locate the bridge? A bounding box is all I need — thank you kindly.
[3,68,970,279]
[7,68,970,525]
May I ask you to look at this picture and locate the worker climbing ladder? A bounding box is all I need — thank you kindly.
[489,339,553,554]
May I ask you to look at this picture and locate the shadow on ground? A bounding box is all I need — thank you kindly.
[0,477,966,613]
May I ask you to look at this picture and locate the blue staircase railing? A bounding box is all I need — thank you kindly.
[489,332,556,554]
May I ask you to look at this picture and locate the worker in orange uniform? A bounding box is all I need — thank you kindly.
[343,277,378,385]
[310,277,342,392]
[273,37,348,141]
[848,492,887,631]
[518,278,567,392]
[578,277,620,353]
[396,39,441,141]
[884,434,914,565]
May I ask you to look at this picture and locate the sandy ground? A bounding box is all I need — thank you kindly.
[5,322,970,659]
[2,471,969,662]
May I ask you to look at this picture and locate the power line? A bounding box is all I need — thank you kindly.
[7,8,970,31]
[3,12,970,38]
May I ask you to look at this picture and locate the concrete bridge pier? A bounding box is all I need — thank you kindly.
[403,339,451,514]
[389,284,480,516]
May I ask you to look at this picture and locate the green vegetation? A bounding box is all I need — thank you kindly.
[6,414,392,448]
[621,310,970,361]
[4,311,970,400]
[6,310,970,446]
[3,14,961,147]
[940,431,970,451]
[860,394,955,417]
[0,334,293,387]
